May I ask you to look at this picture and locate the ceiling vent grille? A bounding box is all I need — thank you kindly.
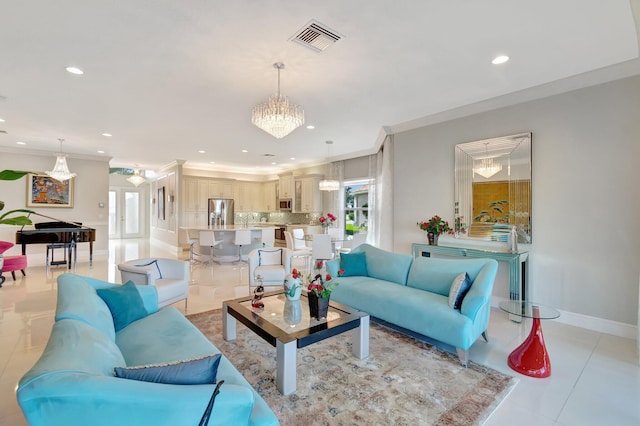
[0,130,7,134]
[290,20,343,52]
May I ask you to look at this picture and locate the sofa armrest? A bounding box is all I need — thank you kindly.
[18,373,256,426]
[460,259,498,320]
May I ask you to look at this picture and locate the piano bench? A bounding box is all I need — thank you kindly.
[47,243,70,267]
[1,255,27,281]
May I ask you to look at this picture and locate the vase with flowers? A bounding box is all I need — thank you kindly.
[417,215,453,245]
[306,260,342,320]
[318,212,337,234]
[283,268,303,300]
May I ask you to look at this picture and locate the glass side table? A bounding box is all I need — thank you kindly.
[499,301,560,378]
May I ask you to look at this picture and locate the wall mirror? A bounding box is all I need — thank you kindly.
[455,132,532,243]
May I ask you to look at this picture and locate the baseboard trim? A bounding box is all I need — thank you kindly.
[492,298,637,341]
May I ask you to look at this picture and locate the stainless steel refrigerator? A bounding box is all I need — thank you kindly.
[207,198,234,227]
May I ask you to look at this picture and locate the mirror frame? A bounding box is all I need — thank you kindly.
[455,132,532,243]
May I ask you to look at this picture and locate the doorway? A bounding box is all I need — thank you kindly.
[109,187,146,239]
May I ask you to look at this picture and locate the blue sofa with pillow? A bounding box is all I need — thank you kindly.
[326,244,498,366]
[16,273,279,426]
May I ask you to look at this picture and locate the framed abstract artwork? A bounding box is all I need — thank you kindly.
[26,174,74,208]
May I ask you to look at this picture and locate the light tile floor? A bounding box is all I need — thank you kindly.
[0,239,638,425]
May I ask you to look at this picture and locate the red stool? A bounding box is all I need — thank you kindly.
[0,241,28,282]
[2,255,28,280]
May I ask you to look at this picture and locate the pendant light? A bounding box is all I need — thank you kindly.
[319,141,339,191]
[46,138,76,182]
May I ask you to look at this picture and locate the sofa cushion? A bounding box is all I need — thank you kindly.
[339,252,368,277]
[407,257,486,297]
[55,274,117,341]
[258,249,282,266]
[448,272,471,309]
[353,244,412,285]
[116,307,218,366]
[114,353,222,385]
[97,281,149,332]
[134,259,163,279]
[19,319,126,388]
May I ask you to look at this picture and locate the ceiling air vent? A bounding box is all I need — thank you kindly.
[0,130,7,134]
[289,20,343,52]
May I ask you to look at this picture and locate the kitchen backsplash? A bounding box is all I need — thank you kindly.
[235,212,323,225]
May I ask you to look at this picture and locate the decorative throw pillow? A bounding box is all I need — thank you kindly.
[258,249,282,266]
[114,353,222,385]
[96,281,149,331]
[448,272,472,310]
[340,252,368,277]
[135,259,163,279]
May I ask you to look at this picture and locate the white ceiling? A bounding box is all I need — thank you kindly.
[0,0,638,175]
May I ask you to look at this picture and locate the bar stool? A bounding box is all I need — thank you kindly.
[199,230,222,264]
[233,229,252,264]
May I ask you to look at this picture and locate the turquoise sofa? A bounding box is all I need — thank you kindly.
[16,273,279,426]
[326,244,498,366]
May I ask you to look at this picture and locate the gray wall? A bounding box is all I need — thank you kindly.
[393,74,640,327]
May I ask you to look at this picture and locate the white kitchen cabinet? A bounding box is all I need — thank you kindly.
[295,176,323,213]
[279,174,294,199]
[235,182,263,212]
[209,181,234,199]
[263,181,277,212]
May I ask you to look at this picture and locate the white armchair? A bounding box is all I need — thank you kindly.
[248,247,293,289]
[117,258,189,309]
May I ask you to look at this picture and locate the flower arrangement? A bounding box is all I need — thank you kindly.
[306,260,341,299]
[318,212,337,229]
[417,215,453,235]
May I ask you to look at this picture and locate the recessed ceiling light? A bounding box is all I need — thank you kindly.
[209,161,215,164]
[101,133,112,137]
[491,55,509,65]
[66,66,84,75]
[290,157,295,160]
[242,149,248,153]
[306,125,315,130]
[16,141,26,145]
[97,150,105,154]
[0,118,5,123]
[198,150,206,154]
[271,162,276,165]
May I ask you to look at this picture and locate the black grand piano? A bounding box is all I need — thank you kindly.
[16,214,96,269]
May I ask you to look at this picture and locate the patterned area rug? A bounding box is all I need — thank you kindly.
[187,309,517,425]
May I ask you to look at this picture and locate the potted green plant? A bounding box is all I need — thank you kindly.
[0,170,36,225]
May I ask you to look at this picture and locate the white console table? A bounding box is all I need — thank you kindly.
[412,243,529,301]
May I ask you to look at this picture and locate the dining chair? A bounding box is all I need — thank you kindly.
[199,230,222,264]
[233,229,253,264]
[292,228,309,250]
[255,228,275,247]
[285,230,311,274]
[312,233,334,265]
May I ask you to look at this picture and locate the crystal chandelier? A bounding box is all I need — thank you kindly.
[251,63,304,139]
[319,141,339,191]
[46,138,77,182]
[127,169,146,187]
[474,142,502,179]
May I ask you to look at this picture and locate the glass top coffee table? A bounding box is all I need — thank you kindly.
[223,291,370,395]
[499,301,560,378]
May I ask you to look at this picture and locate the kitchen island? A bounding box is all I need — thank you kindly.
[187,225,277,262]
